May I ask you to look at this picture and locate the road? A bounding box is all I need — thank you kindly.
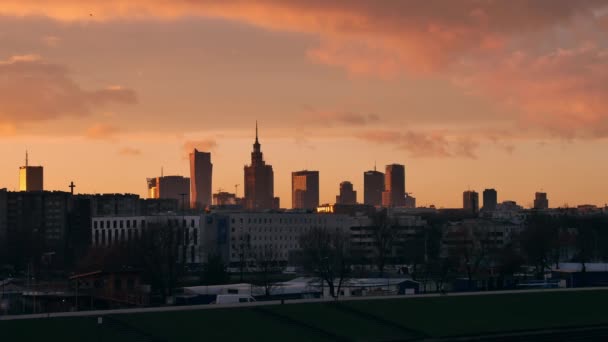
[1,286,607,321]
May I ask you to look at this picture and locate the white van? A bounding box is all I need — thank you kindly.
[215,294,256,304]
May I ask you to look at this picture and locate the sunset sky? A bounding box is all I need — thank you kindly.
[1,1,608,208]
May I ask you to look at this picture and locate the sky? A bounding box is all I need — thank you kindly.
[1,1,608,208]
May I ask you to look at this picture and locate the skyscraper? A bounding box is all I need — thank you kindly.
[19,151,43,192]
[336,181,357,205]
[292,170,319,209]
[534,192,549,210]
[463,190,480,214]
[482,188,498,211]
[382,164,405,207]
[244,122,277,211]
[147,175,190,209]
[364,168,384,206]
[189,149,213,209]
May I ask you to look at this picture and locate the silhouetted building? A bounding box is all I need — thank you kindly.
[463,190,479,214]
[292,170,319,209]
[482,189,498,211]
[213,192,238,206]
[404,194,416,209]
[244,122,277,210]
[0,189,7,249]
[336,181,357,205]
[189,149,213,209]
[534,192,549,210]
[147,176,190,209]
[382,164,405,207]
[19,151,43,192]
[364,169,384,206]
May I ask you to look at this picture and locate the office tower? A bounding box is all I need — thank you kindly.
[292,170,320,209]
[147,175,190,209]
[463,190,480,214]
[189,149,213,209]
[336,181,357,205]
[244,122,276,210]
[364,169,384,206]
[19,151,43,191]
[482,188,498,211]
[382,164,406,207]
[534,192,549,210]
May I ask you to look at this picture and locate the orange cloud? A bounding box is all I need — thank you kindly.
[118,147,142,156]
[0,55,137,125]
[85,123,120,140]
[300,106,380,127]
[356,129,476,158]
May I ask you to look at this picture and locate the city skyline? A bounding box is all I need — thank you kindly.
[1,1,608,208]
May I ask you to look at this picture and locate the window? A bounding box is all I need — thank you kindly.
[239,298,248,303]
[134,220,138,228]
[191,219,195,228]
[108,230,112,244]
[119,220,124,229]
[100,221,104,229]
[141,220,146,228]
[115,278,122,290]
[94,230,99,245]
[127,229,132,240]
[113,221,117,229]
[126,220,130,228]
[93,221,98,229]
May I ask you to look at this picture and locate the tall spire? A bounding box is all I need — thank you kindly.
[25,150,28,167]
[255,120,259,144]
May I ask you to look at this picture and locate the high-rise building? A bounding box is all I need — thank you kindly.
[463,190,479,214]
[292,170,320,209]
[19,151,43,192]
[404,194,416,209]
[244,122,277,211]
[336,181,357,205]
[382,164,405,207]
[147,175,190,209]
[189,149,213,209]
[482,188,498,211]
[534,192,549,210]
[364,169,384,206]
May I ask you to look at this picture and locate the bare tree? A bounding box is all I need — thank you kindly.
[251,244,282,297]
[370,210,398,277]
[298,227,352,299]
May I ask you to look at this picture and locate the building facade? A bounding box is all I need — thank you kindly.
[336,181,357,205]
[91,214,204,264]
[364,170,384,206]
[382,164,406,207]
[189,149,213,209]
[292,170,319,210]
[244,123,277,211]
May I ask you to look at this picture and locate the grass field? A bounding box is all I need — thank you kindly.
[3,290,608,341]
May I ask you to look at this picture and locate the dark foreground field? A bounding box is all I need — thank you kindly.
[3,290,608,341]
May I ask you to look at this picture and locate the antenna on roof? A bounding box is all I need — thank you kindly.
[25,149,29,167]
[161,166,164,177]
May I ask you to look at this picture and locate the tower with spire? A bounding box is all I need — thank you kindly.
[19,150,44,191]
[244,121,278,210]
